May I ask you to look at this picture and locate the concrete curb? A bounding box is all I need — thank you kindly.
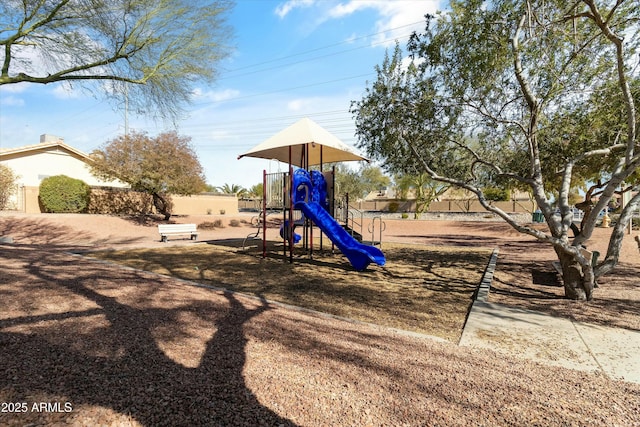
[475,248,499,302]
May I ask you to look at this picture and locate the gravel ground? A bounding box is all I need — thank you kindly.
[1,212,639,426]
[379,218,640,331]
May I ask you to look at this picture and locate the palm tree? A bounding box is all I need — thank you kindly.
[216,183,247,198]
[248,183,263,198]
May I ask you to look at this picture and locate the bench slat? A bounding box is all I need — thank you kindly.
[158,225,197,232]
[158,224,198,242]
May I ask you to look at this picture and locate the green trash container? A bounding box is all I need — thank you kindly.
[532,211,544,223]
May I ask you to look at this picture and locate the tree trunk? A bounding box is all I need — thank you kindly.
[555,249,594,301]
[152,192,172,220]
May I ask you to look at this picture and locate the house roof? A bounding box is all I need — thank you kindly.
[0,140,93,162]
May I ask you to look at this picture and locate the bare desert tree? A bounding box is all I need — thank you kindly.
[0,0,233,119]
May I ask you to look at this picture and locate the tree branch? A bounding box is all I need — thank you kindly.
[583,0,637,162]
[402,133,562,244]
[596,186,640,276]
[511,12,544,186]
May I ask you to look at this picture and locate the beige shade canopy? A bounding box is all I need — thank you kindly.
[237,117,368,167]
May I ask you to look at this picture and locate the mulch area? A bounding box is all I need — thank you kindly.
[1,213,639,426]
[381,218,640,332]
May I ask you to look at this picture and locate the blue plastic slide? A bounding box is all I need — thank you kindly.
[289,168,385,271]
[297,201,385,271]
[279,220,301,244]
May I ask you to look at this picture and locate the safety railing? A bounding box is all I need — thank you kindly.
[368,215,386,247]
[346,207,364,239]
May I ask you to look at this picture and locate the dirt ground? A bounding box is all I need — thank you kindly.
[2,210,638,331]
[1,212,640,426]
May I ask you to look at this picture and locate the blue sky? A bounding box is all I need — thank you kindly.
[0,0,441,189]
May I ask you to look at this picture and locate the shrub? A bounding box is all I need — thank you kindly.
[198,221,215,230]
[88,187,153,214]
[198,220,223,230]
[483,187,511,201]
[229,219,240,227]
[387,201,399,213]
[0,164,18,210]
[39,175,91,213]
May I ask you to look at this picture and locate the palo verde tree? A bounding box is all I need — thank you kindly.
[395,173,449,219]
[351,1,640,301]
[0,0,233,119]
[90,131,206,220]
[333,164,391,200]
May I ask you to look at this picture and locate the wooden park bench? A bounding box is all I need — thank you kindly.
[158,223,198,242]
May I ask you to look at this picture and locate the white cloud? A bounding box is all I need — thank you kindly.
[284,95,349,116]
[343,32,359,44]
[401,55,425,71]
[275,0,316,19]
[0,81,30,94]
[328,1,440,47]
[52,82,83,99]
[208,129,235,141]
[0,85,26,108]
[193,88,241,103]
[287,98,312,111]
[0,95,25,107]
[273,1,440,46]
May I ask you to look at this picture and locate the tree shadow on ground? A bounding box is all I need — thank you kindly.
[0,217,145,249]
[387,233,500,248]
[86,241,487,341]
[121,213,168,227]
[531,269,562,286]
[0,246,297,426]
[492,252,640,331]
[456,221,549,235]
[0,217,95,246]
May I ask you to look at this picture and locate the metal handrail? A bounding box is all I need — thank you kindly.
[368,215,386,247]
[243,210,271,250]
[347,207,363,238]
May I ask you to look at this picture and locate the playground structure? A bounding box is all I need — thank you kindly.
[238,117,385,270]
[245,166,385,271]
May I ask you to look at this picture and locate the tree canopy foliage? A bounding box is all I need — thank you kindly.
[0,0,233,119]
[351,0,640,300]
[333,164,390,200]
[395,173,449,218]
[248,183,263,199]
[90,131,206,219]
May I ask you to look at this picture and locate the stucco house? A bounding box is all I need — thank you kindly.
[0,134,127,212]
[1,134,239,215]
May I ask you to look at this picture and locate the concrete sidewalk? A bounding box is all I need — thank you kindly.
[459,301,640,384]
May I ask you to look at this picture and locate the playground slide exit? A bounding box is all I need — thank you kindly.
[297,201,385,271]
[291,168,385,271]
